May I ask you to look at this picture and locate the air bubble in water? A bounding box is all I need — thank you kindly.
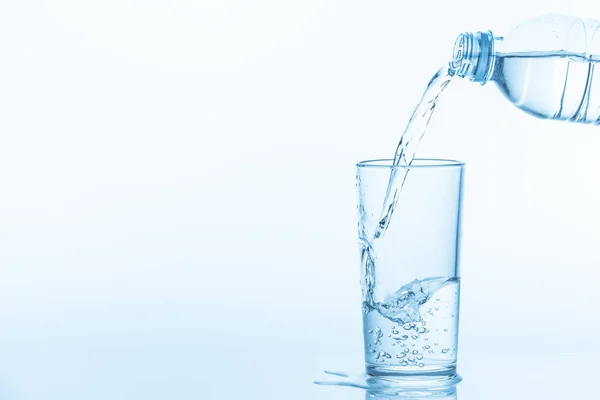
[408,356,415,362]
[442,349,449,354]
[417,327,428,334]
[401,361,408,366]
[423,345,430,349]
[373,327,383,344]
[412,350,418,355]
[411,335,419,339]
[417,355,423,360]
[396,353,406,359]
[444,329,448,332]
[418,363,425,367]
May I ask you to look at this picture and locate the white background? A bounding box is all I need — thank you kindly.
[1,1,600,398]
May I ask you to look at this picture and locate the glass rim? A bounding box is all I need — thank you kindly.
[356,158,465,169]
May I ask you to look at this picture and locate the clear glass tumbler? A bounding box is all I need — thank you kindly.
[356,159,464,377]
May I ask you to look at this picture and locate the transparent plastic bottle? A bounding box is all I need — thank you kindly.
[451,14,600,124]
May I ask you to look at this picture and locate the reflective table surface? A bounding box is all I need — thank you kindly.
[0,308,595,399]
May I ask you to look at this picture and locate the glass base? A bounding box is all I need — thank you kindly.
[364,366,461,393]
[367,363,456,377]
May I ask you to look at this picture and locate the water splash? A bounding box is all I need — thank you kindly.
[373,277,456,325]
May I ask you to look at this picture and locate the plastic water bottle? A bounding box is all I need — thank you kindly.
[451,14,600,124]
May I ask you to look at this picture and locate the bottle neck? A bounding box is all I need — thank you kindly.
[451,31,496,84]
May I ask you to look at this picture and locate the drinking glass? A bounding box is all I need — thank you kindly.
[356,159,464,377]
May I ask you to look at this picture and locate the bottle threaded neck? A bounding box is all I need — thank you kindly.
[451,31,495,84]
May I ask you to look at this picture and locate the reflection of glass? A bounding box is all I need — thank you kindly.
[365,383,457,400]
[356,159,464,377]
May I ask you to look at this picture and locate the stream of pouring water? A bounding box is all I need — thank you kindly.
[361,63,456,312]
[374,63,455,239]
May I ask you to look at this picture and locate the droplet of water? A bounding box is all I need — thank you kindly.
[418,363,425,367]
[392,330,399,335]
[401,361,408,366]
[403,348,410,353]
[417,355,423,360]
[423,345,430,349]
[417,327,428,334]
[442,349,449,354]
[396,353,406,359]
[408,356,415,362]
[411,335,419,340]
[402,323,414,331]
[412,350,418,355]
